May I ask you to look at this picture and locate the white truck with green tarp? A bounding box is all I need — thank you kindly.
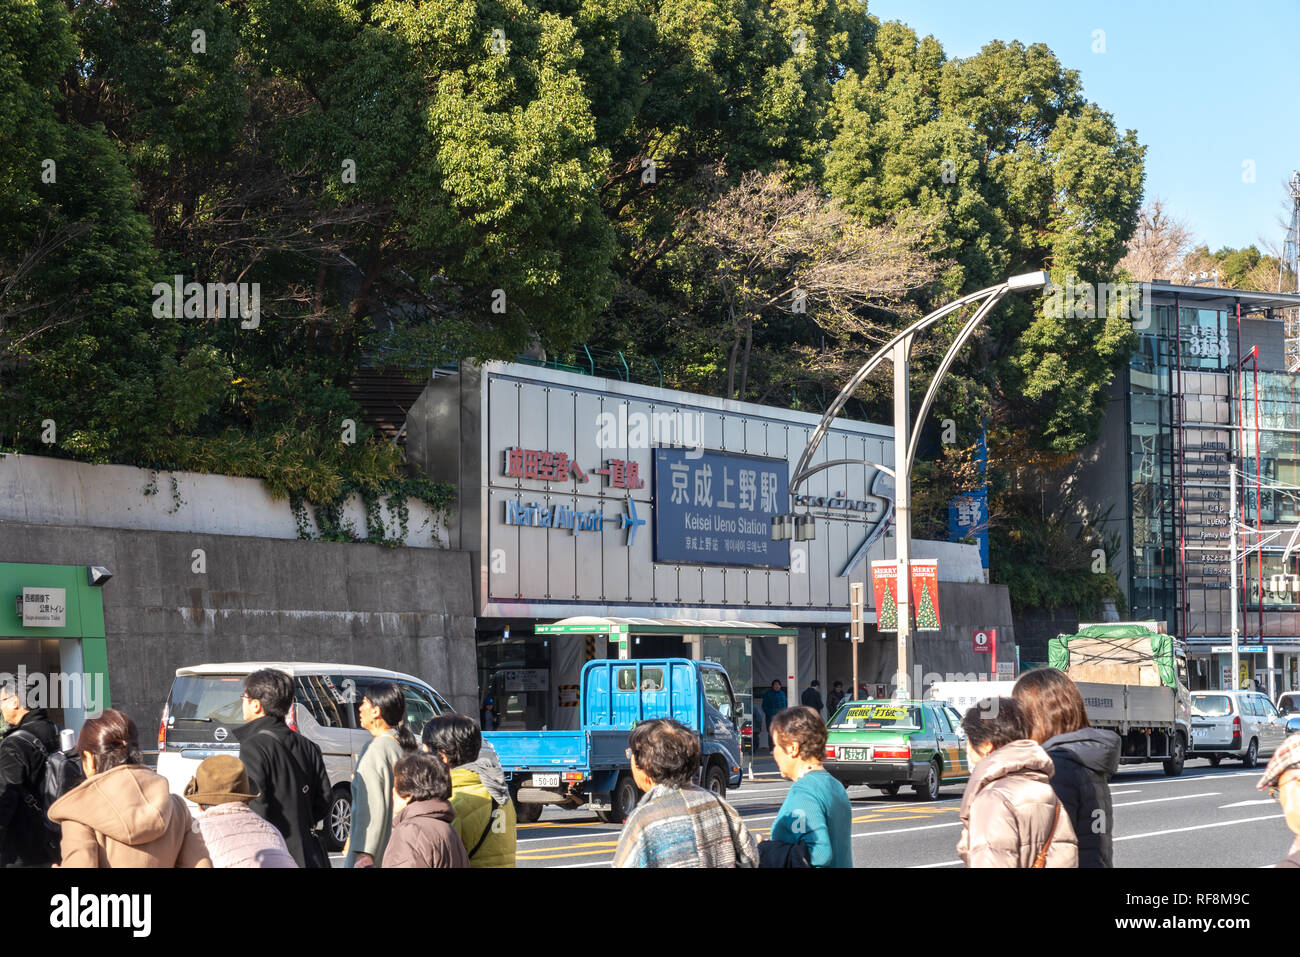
[1048,622,1192,776]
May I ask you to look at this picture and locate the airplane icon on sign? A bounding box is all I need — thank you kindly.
[616,499,646,546]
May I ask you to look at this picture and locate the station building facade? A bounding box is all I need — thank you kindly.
[406,360,1015,730]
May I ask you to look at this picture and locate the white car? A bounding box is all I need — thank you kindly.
[1189,690,1290,768]
[156,662,452,850]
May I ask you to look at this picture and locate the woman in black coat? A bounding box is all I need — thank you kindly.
[1013,668,1121,868]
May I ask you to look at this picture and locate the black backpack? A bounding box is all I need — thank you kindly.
[12,730,85,832]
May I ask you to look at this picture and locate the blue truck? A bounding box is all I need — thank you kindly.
[483,658,745,823]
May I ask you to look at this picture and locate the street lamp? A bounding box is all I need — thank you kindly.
[770,514,794,541]
[787,271,1050,697]
[794,514,817,541]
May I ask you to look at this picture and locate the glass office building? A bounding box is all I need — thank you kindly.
[1105,283,1300,692]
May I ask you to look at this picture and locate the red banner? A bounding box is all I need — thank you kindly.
[870,561,898,632]
[910,560,941,631]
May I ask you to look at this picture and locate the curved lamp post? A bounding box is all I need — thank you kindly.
[772,271,1049,698]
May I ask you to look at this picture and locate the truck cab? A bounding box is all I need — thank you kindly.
[484,657,744,824]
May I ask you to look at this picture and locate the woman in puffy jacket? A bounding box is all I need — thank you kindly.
[1013,668,1121,867]
[957,697,1078,868]
[49,710,210,868]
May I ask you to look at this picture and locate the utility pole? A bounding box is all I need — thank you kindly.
[893,339,913,700]
[774,272,1050,705]
[850,582,864,698]
[1230,466,1240,690]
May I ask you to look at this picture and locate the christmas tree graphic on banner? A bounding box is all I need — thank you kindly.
[915,582,939,629]
[870,560,898,632]
[879,582,898,630]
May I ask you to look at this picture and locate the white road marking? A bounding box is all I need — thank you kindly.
[1219,799,1276,808]
[1112,792,1218,807]
[912,860,963,868]
[1109,790,1142,796]
[852,821,963,839]
[1115,768,1258,781]
[1114,814,1284,842]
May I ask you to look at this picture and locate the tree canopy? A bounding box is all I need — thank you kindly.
[1,1,1146,605]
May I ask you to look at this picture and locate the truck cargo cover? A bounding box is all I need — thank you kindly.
[1049,624,1176,688]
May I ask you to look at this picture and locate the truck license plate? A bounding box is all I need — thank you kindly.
[533,773,560,788]
[840,748,868,761]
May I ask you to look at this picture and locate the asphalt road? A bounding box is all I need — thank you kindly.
[509,755,1293,868]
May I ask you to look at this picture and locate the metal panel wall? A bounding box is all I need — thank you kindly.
[482,364,895,617]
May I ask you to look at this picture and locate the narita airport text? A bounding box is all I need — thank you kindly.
[1126,893,1249,908]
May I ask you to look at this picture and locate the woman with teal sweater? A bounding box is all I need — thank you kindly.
[767,706,853,867]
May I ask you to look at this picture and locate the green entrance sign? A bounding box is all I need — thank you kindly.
[537,624,616,635]
[0,563,111,711]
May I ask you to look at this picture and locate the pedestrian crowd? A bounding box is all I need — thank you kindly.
[5,665,1300,869]
[0,669,516,869]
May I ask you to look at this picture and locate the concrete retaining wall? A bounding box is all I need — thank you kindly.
[0,522,477,726]
[0,453,448,547]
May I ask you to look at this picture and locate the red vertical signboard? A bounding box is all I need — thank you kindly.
[871,561,898,632]
[910,560,940,631]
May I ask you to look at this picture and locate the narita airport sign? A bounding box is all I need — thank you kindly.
[20,587,66,627]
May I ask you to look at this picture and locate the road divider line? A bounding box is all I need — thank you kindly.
[852,821,963,838]
[519,832,619,844]
[1111,769,1259,786]
[1112,792,1218,807]
[517,842,621,861]
[1220,799,1275,808]
[912,860,963,868]
[1114,814,1284,842]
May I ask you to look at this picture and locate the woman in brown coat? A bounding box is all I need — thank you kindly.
[383,752,469,868]
[956,697,1078,868]
[48,710,210,868]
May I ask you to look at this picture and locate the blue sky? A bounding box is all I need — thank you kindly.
[866,0,1300,255]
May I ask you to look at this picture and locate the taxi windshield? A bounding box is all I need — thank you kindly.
[829,703,921,731]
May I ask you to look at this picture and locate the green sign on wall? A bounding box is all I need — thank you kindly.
[0,563,110,710]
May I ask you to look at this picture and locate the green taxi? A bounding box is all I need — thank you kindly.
[822,699,970,800]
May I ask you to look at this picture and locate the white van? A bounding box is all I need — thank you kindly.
[1190,690,1291,768]
[155,662,453,850]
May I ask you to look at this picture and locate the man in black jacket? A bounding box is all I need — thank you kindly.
[233,669,332,868]
[0,680,60,866]
[826,681,846,717]
[800,680,824,717]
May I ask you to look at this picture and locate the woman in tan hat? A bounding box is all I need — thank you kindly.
[186,755,297,868]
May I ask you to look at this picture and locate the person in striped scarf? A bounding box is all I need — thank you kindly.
[612,719,757,868]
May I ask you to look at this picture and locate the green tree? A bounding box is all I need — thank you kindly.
[0,0,229,461]
[826,27,1146,453]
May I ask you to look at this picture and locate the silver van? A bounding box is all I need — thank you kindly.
[156,662,452,850]
[1189,690,1290,768]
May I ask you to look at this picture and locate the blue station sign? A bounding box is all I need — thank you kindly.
[652,448,790,568]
